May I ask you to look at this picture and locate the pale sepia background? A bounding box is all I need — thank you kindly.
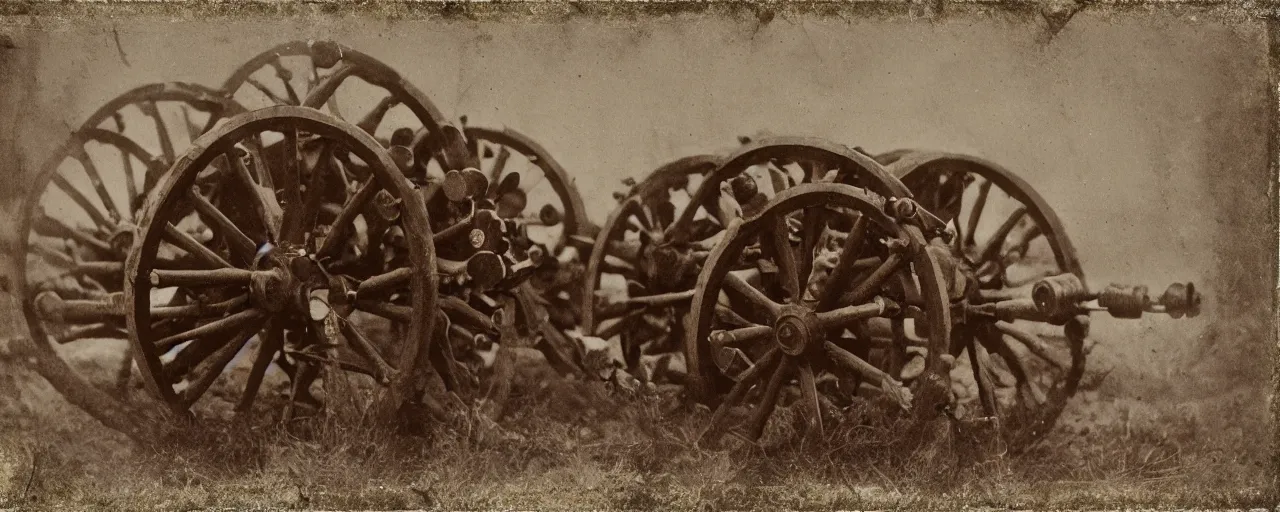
[0,10,1272,506]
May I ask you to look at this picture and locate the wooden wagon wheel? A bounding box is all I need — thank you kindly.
[686,183,954,446]
[17,83,246,403]
[222,40,472,172]
[882,149,1089,450]
[582,138,914,381]
[123,106,437,422]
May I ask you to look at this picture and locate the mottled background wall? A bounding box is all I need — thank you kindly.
[0,13,1272,440]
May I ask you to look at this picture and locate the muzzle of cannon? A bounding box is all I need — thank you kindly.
[968,273,1201,322]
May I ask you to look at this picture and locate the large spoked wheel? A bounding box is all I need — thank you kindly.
[223,40,471,172]
[124,106,437,421]
[19,83,245,397]
[687,183,954,447]
[583,138,914,380]
[884,150,1088,450]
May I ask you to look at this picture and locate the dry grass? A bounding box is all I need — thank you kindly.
[0,349,1273,511]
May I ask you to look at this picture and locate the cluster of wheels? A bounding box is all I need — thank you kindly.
[20,40,1194,453]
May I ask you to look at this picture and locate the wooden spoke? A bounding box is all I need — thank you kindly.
[979,329,1048,406]
[767,216,801,302]
[162,222,232,269]
[798,206,826,288]
[995,321,1069,370]
[235,321,283,413]
[723,271,782,320]
[797,361,824,438]
[246,78,290,106]
[150,294,248,319]
[824,340,894,388]
[967,336,999,417]
[32,211,113,255]
[54,323,127,344]
[976,207,1028,265]
[745,357,794,442]
[817,215,869,309]
[153,308,265,352]
[179,317,265,407]
[709,325,773,347]
[601,255,637,275]
[269,57,302,105]
[964,180,992,248]
[337,314,396,384]
[595,310,644,340]
[72,147,123,223]
[289,142,334,243]
[140,100,176,165]
[354,299,412,323]
[317,176,379,259]
[842,253,905,305]
[187,187,257,258]
[815,297,896,331]
[50,174,115,232]
[356,95,399,135]
[700,348,780,445]
[111,114,142,204]
[488,146,512,187]
[162,326,241,382]
[356,267,411,299]
[715,305,754,327]
[226,148,281,240]
[149,268,253,288]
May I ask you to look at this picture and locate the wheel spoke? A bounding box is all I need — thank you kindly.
[51,174,115,232]
[355,267,411,300]
[227,148,282,240]
[150,294,248,319]
[317,176,380,260]
[798,207,826,289]
[700,348,779,445]
[745,357,793,442]
[139,100,176,165]
[337,314,397,384]
[32,210,113,254]
[235,321,283,413]
[723,271,782,320]
[965,180,992,248]
[246,77,290,106]
[995,321,1069,370]
[354,299,411,323]
[842,253,905,306]
[709,324,772,348]
[355,95,398,135]
[110,114,142,206]
[815,297,897,331]
[187,187,257,259]
[817,215,869,309]
[178,316,265,407]
[269,57,302,105]
[149,268,253,288]
[797,361,824,438]
[487,146,512,187]
[282,139,334,244]
[976,207,1028,266]
[153,308,265,352]
[72,147,123,223]
[162,222,232,269]
[767,216,800,303]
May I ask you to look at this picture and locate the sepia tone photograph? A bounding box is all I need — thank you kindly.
[0,2,1274,509]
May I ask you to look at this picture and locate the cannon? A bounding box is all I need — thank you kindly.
[682,148,1201,451]
[16,40,595,426]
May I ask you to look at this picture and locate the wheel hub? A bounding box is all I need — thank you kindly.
[248,243,323,316]
[774,305,819,356]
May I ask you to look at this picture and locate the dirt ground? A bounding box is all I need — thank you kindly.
[0,9,1276,510]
